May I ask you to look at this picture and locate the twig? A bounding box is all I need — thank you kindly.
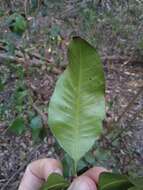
[24,0,28,16]
[32,103,48,127]
[102,55,143,64]
[105,87,143,143]
[116,86,143,123]
[111,108,143,142]
[124,22,143,65]
[24,50,51,64]
[0,53,25,65]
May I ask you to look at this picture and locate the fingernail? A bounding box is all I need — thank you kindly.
[68,180,91,190]
[53,168,63,176]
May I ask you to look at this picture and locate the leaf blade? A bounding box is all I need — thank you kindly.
[48,37,105,163]
[128,177,143,189]
[8,117,25,135]
[30,116,43,142]
[99,172,133,190]
[40,173,69,190]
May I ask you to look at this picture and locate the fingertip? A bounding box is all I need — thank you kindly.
[83,166,108,184]
[68,175,97,190]
[29,158,63,180]
[18,158,63,190]
[18,166,44,190]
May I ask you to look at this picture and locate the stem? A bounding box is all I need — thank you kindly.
[73,161,77,177]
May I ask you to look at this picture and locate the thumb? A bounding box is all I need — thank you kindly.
[68,176,97,190]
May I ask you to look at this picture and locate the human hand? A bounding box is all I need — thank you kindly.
[19,158,107,190]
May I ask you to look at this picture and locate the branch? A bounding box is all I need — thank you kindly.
[116,86,143,123]
[111,108,143,142]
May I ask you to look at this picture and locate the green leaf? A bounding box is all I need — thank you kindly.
[30,116,43,142]
[40,173,69,190]
[128,187,143,190]
[0,79,4,91]
[9,13,27,35]
[99,172,133,190]
[77,159,89,175]
[83,151,96,165]
[48,37,105,164]
[50,25,60,38]
[62,153,75,178]
[0,9,4,17]
[14,89,27,106]
[6,42,16,54]
[8,117,25,135]
[128,177,143,189]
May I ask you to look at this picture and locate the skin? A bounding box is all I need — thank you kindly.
[18,158,107,190]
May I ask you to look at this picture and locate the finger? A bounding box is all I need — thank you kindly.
[18,158,63,190]
[68,175,97,190]
[83,166,108,184]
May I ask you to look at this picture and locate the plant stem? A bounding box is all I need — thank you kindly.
[73,161,77,177]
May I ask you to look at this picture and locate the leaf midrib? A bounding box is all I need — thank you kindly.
[46,182,68,190]
[75,45,82,161]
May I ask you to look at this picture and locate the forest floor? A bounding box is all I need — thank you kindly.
[0,52,142,190]
[0,1,143,189]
